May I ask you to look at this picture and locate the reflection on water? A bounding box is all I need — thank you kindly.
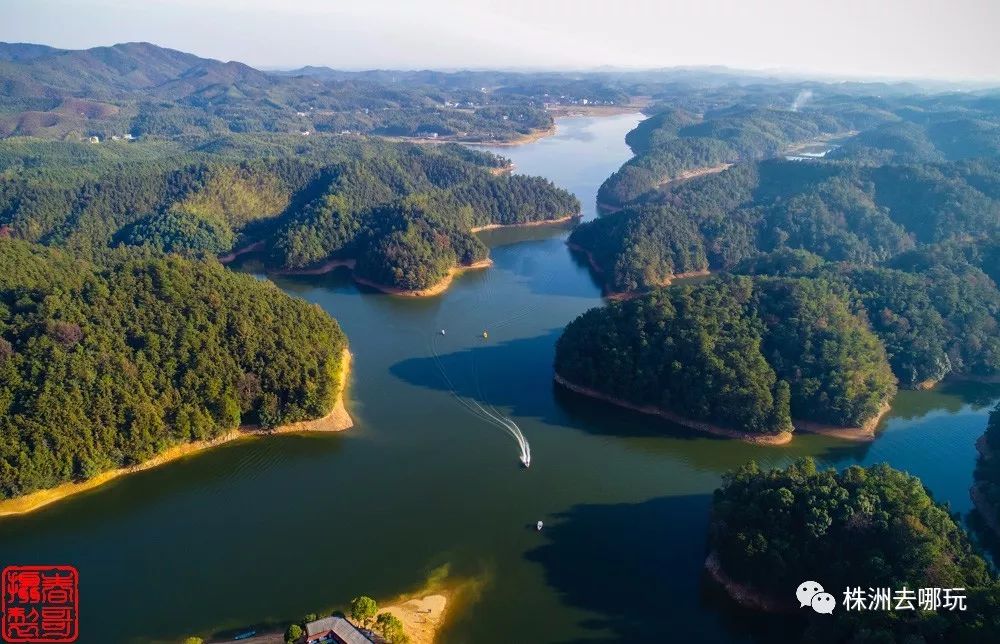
[0,114,997,644]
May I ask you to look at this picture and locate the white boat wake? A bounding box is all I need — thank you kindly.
[430,333,531,468]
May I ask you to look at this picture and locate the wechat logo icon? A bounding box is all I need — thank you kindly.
[796,580,836,614]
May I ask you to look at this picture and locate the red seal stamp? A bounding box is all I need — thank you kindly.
[2,566,78,643]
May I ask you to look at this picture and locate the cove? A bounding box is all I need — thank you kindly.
[0,113,997,644]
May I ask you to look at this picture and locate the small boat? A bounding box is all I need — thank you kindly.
[440,329,446,335]
[482,330,489,339]
[536,520,544,531]
[520,454,530,468]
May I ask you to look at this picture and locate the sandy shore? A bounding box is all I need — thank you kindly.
[274,258,357,276]
[377,593,450,644]
[657,163,733,188]
[546,99,650,118]
[218,240,265,265]
[792,401,892,442]
[380,125,557,148]
[470,213,579,233]
[0,348,353,518]
[353,259,493,297]
[705,551,793,613]
[469,125,557,147]
[554,373,793,445]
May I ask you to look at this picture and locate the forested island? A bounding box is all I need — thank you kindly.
[0,135,579,295]
[554,276,895,441]
[709,459,1000,642]
[0,239,350,511]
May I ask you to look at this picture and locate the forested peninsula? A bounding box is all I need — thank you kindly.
[554,276,895,441]
[0,240,350,511]
[708,459,1000,642]
[0,136,579,295]
[570,139,1000,390]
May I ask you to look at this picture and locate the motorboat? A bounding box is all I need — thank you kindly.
[520,453,530,468]
[536,520,544,531]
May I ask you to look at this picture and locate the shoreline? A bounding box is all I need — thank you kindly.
[0,348,353,518]
[380,124,557,148]
[704,551,793,613]
[470,213,579,233]
[218,240,265,265]
[271,215,581,296]
[792,401,892,442]
[657,162,733,188]
[274,257,357,276]
[474,125,557,147]
[353,259,493,297]
[546,100,650,118]
[376,592,451,644]
[554,373,793,445]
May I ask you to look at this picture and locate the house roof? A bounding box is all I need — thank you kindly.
[304,616,372,644]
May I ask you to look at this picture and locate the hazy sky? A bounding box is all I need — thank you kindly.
[3,0,999,81]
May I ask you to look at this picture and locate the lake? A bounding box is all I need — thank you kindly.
[1,113,997,643]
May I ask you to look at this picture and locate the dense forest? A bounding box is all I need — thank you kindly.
[711,459,1000,642]
[0,239,347,499]
[732,245,1000,388]
[596,107,847,206]
[576,158,1000,292]
[554,275,896,434]
[571,156,1000,387]
[0,135,579,291]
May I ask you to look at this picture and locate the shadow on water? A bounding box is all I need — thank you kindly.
[483,237,606,300]
[391,330,737,445]
[524,493,820,643]
[524,494,719,643]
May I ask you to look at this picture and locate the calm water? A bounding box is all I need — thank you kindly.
[1,114,998,644]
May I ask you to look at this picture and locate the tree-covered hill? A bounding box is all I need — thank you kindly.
[554,275,896,435]
[0,41,561,142]
[575,158,1000,295]
[0,239,348,499]
[0,135,579,291]
[732,245,1000,388]
[597,107,849,207]
[710,459,1000,643]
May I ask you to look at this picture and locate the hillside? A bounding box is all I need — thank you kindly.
[0,239,348,499]
[0,135,579,292]
[554,276,896,437]
[710,459,1000,642]
[0,41,561,142]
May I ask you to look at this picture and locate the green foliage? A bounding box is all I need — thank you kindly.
[0,136,576,291]
[350,596,378,629]
[284,623,303,644]
[555,275,895,432]
[375,612,408,644]
[711,459,1000,643]
[598,108,843,206]
[0,240,347,499]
